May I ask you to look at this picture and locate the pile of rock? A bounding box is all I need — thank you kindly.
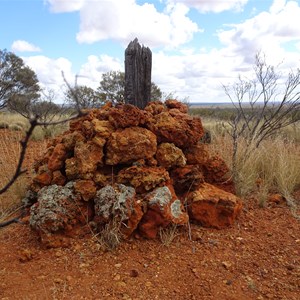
[27,100,242,247]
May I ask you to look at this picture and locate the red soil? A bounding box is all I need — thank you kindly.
[0,199,299,300]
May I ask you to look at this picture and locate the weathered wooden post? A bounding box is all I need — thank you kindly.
[124,38,152,109]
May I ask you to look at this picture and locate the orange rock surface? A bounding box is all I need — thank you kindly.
[106,127,157,165]
[187,183,243,228]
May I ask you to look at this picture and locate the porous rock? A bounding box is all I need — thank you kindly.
[47,143,68,171]
[156,143,186,169]
[61,131,85,151]
[74,180,97,201]
[144,101,166,115]
[139,185,188,238]
[165,99,188,113]
[108,104,149,128]
[106,127,157,165]
[146,110,204,148]
[74,140,104,174]
[203,155,229,184]
[30,182,91,247]
[170,165,205,195]
[94,184,143,236]
[187,183,242,228]
[33,165,53,187]
[91,119,115,139]
[51,170,66,186]
[184,144,210,165]
[117,165,170,193]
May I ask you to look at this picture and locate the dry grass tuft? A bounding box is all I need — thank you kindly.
[31,124,68,141]
[159,224,179,246]
[0,131,29,222]
[95,218,123,251]
[206,118,300,208]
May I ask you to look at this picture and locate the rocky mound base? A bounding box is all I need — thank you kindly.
[25,100,242,247]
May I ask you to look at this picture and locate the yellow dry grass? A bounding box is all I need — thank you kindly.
[0,131,29,221]
[205,118,300,207]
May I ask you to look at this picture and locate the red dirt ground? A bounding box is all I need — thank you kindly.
[0,131,299,300]
[0,197,299,299]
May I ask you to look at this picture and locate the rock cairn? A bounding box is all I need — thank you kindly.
[27,100,242,247]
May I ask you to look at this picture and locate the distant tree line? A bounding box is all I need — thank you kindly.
[65,71,163,109]
[0,49,164,115]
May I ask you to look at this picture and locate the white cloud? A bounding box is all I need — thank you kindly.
[151,48,249,102]
[44,0,85,13]
[168,0,249,13]
[218,0,300,64]
[21,54,124,101]
[22,56,74,101]
[77,55,123,89]
[270,0,286,14]
[46,0,200,48]
[11,40,41,52]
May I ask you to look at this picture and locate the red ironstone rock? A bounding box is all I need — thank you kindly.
[139,185,188,238]
[106,127,157,165]
[144,101,166,115]
[108,104,149,128]
[117,165,170,193]
[146,110,204,148]
[184,143,210,165]
[51,170,66,186]
[47,143,68,171]
[187,183,242,229]
[170,165,205,195]
[74,140,104,174]
[165,99,188,113]
[203,155,229,184]
[156,143,187,169]
[74,179,97,201]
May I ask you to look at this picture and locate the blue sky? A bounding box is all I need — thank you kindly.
[1,0,300,102]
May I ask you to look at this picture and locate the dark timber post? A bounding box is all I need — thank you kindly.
[125,38,152,109]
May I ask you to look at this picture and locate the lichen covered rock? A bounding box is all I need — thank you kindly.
[94,184,143,237]
[30,182,92,247]
[139,185,188,238]
[94,184,136,221]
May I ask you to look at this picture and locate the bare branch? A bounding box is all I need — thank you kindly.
[222,52,300,185]
[0,74,85,198]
